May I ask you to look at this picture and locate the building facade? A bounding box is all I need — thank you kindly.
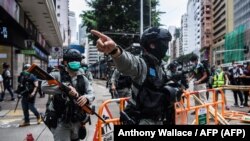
[194,0,201,53]
[87,43,99,65]
[187,0,196,55]
[78,23,87,46]
[0,0,62,89]
[200,0,212,62]
[56,0,70,48]
[69,11,77,44]
[211,0,234,65]
[234,0,250,60]
[181,14,188,55]
[234,0,250,29]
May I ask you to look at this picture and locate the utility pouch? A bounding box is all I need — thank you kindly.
[120,111,136,125]
[78,126,87,140]
[43,110,58,129]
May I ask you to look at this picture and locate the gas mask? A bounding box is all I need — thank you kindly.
[147,40,168,61]
[67,61,81,71]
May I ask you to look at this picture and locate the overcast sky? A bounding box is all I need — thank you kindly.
[69,0,188,30]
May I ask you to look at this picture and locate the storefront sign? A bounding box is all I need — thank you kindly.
[0,26,8,39]
[21,49,36,55]
[32,45,47,61]
[0,24,10,43]
[0,53,7,58]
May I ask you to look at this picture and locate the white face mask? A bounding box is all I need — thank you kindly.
[233,64,237,68]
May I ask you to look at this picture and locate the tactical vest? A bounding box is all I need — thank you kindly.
[116,74,132,89]
[212,72,224,88]
[52,73,87,123]
[130,54,177,124]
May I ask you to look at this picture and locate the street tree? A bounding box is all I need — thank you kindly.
[80,0,162,48]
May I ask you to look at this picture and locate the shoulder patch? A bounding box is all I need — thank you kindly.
[149,67,156,77]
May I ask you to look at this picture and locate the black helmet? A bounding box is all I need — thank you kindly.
[63,49,82,62]
[168,60,179,70]
[190,54,198,62]
[23,64,31,70]
[140,27,172,49]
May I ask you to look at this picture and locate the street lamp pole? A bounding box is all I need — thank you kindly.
[149,0,151,27]
[140,0,143,37]
[213,49,247,65]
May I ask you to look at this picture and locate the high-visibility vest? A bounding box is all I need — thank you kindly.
[212,72,225,88]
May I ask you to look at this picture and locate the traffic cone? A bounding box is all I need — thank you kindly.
[26,133,34,141]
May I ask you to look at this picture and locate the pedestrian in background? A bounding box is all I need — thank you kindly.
[0,74,3,97]
[228,61,244,108]
[1,62,15,101]
[188,54,208,114]
[18,64,42,127]
[110,69,132,98]
[212,65,230,110]
[240,62,250,107]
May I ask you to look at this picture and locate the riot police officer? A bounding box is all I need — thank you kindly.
[41,49,94,141]
[110,68,132,98]
[91,27,180,125]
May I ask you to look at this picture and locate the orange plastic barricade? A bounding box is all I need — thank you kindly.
[93,97,129,141]
[224,111,250,123]
[175,88,227,125]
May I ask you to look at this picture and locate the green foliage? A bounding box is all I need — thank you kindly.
[163,55,170,62]
[80,0,161,48]
[176,53,194,64]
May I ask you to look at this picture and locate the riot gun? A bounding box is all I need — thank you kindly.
[27,64,107,123]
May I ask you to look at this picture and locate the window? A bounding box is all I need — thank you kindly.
[57,5,60,9]
[57,13,60,17]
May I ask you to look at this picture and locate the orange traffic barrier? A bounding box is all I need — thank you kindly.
[175,88,227,125]
[224,111,250,123]
[93,97,129,141]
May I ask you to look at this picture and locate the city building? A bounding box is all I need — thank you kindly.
[69,11,77,44]
[78,23,87,46]
[230,0,250,61]
[200,0,212,62]
[168,26,176,62]
[181,14,188,55]
[0,0,62,89]
[87,43,99,65]
[56,0,70,48]
[194,0,201,54]
[211,0,234,65]
[234,0,250,29]
[168,26,181,61]
[186,0,196,55]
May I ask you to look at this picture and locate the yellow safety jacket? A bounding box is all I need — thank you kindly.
[212,72,225,88]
